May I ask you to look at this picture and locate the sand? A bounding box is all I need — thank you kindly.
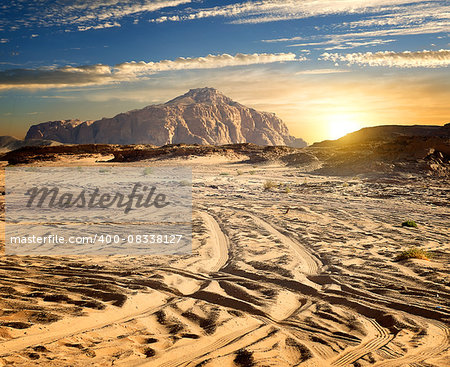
[0,156,448,366]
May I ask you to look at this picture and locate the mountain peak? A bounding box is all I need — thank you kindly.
[166,87,233,105]
[26,88,308,147]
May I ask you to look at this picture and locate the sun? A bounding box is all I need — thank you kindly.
[327,114,361,140]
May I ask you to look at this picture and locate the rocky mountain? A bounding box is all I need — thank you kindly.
[25,88,307,147]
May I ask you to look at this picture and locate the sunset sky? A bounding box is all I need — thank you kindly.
[0,0,449,143]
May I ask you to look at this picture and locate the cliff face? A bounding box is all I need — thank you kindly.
[25,88,307,147]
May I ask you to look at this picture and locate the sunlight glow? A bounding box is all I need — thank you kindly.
[327,114,361,140]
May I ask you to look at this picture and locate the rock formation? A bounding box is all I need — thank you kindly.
[25,88,307,147]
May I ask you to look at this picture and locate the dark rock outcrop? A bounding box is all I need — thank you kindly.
[312,124,450,147]
[309,124,450,176]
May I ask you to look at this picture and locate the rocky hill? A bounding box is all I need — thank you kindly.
[312,124,450,147]
[0,135,61,153]
[309,124,450,176]
[25,88,307,147]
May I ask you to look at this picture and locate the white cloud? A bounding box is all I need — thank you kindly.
[262,2,449,44]
[295,69,351,75]
[0,0,192,31]
[78,22,121,32]
[150,0,432,24]
[0,52,303,89]
[114,53,301,75]
[287,38,396,50]
[337,3,450,29]
[321,49,450,68]
[256,2,449,51]
[297,20,448,43]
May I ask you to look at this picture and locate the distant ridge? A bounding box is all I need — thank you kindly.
[0,135,61,153]
[308,123,449,176]
[312,123,450,147]
[25,88,307,148]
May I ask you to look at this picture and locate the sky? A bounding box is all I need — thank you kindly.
[0,0,449,144]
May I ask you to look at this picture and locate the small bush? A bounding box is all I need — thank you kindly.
[249,170,256,175]
[263,180,277,191]
[219,172,230,176]
[236,170,244,176]
[143,167,152,176]
[402,220,418,228]
[284,186,291,193]
[396,247,430,261]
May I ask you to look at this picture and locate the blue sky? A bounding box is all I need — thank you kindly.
[0,0,449,142]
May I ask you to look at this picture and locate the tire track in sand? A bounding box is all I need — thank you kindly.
[373,320,450,367]
[331,319,392,366]
[0,292,168,356]
[198,211,229,273]
[246,212,321,275]
[140,323,262,367]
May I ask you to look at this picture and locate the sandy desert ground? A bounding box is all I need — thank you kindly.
[0,155,448,366]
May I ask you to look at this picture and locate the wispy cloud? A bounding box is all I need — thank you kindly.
[263,1,450,50]
[150,0,433,24]
[295,69,350,75]
[287,38,396,51]
[265,19,449,44]
[336,3,450,29]
[114,53,301,74]
[78,22,121,32]
[0,52,302,89]
[259,2,449,50]
[0,0,192,32]
[321,49,450,68]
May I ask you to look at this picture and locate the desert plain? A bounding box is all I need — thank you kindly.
[0,148,448,367]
